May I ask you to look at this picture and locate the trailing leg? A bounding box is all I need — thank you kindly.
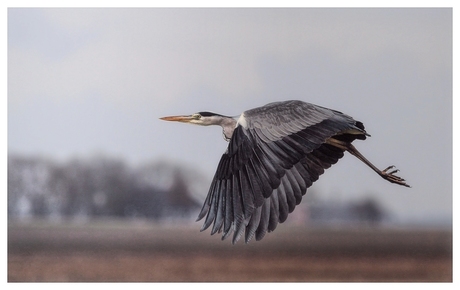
[326,138,410,187]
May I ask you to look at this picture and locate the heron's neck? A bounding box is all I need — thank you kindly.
[219,116,238,141]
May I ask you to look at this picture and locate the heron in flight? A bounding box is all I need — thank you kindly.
[160,100,409,244]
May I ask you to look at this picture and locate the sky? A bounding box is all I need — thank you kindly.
[7,7,453,225]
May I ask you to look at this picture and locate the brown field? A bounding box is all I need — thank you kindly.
[8,220,452,282]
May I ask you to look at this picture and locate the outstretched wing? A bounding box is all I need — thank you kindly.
[196,100,367,243]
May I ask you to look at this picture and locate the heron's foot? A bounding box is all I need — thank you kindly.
[380,166,410,187]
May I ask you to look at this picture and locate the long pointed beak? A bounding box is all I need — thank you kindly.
[159,115,194,123]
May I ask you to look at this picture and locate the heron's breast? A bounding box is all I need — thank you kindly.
[236,113,248,128]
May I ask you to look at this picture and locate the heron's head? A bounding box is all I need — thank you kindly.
[160,112,230,126]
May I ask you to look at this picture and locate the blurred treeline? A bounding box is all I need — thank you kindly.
[8,154,204,221]
[8,154,387,225]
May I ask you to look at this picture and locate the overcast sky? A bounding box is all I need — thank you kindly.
[7,8,452,224]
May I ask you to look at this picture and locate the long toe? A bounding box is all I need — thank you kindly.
[383,165,395,173]
[381,166,410,187]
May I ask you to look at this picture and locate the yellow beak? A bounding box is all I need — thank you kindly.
[159,115,194,123]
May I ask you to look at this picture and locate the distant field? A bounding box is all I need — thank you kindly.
[8,220,452,282]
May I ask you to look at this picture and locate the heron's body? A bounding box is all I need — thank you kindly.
[161,100,409,244]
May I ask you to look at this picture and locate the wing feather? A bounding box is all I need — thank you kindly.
[291,164,307,202]
[283,169,299,212]
[231,174,245,243]
[251,146,279,197]
[255,198,271,241]
[201,188,218,231]
[244,161,266,206]
[223,179,233,235]
[239,169,255,217]
[210,181,224,234]
[276,179,290,223]
[268,191,279,232]
[245,205,262,243]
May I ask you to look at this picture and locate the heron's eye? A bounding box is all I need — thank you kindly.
[192,114,201,120]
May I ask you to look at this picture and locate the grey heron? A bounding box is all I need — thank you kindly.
[160,100,409,244]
